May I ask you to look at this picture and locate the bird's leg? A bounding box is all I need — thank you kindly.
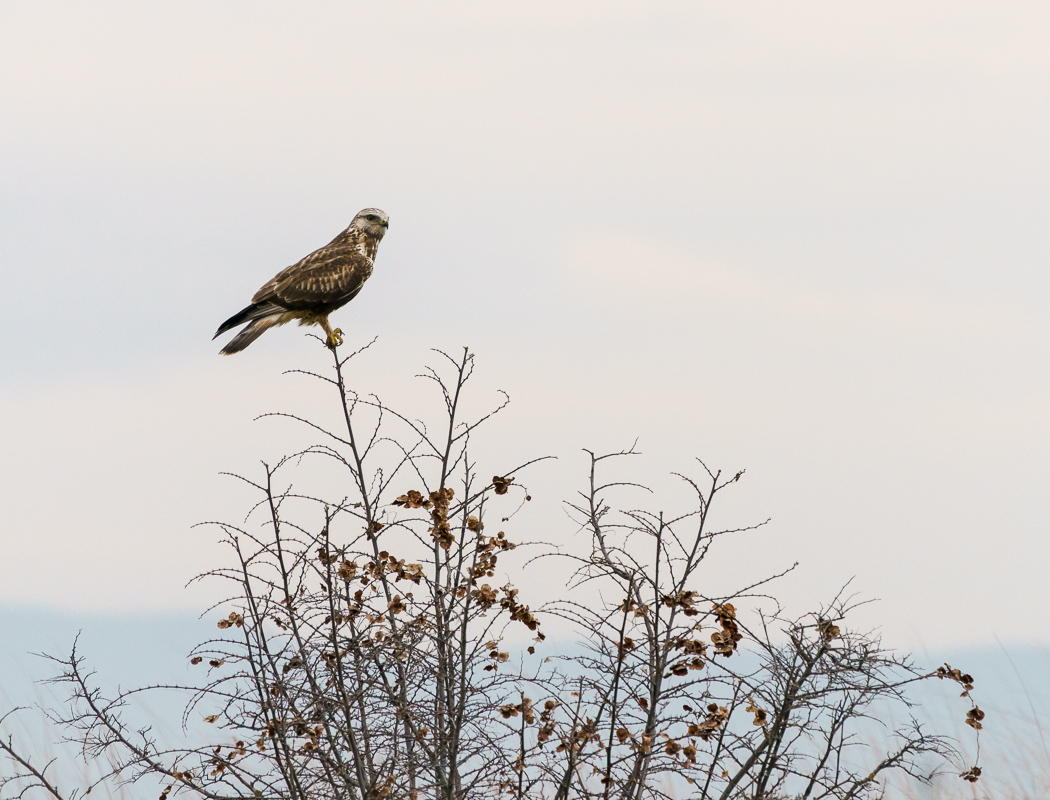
[319,318,344,349]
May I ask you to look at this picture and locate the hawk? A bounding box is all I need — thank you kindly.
[214,208,389,355]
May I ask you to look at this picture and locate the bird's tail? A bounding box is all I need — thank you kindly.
[219,318,278,355]
[213,302,281,339]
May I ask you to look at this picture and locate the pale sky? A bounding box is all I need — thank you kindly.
[2,1,1050,651]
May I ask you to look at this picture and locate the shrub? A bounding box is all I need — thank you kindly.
[1,345,983,800]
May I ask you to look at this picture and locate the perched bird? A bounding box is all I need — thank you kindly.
[214,208,389,355]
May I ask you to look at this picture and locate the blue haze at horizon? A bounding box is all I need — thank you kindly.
[1,607,1048,796]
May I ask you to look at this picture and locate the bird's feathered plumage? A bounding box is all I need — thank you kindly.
[214,208,389,354]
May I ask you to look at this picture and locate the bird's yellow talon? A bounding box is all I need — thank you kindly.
[327,328,344,348]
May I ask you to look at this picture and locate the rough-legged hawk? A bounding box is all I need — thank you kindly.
[214,208,389,355]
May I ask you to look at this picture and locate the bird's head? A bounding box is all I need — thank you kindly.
[352,208,390,239]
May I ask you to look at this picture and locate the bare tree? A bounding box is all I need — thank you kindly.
[0,343,983,799]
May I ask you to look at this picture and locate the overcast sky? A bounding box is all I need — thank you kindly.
[2,1,1050,652]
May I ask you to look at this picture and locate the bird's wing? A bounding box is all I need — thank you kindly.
[252,244,373,308]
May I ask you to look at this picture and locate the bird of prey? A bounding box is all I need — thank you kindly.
[214,208,389,355]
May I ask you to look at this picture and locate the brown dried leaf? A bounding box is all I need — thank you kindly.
[746,698,767,726]
[817,617,840,642]
[393,490,431,509]
[965,707,985,730]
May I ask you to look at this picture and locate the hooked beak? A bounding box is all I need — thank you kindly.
[381,217,389,229]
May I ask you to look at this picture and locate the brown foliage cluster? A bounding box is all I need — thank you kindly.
[710,602,743,656]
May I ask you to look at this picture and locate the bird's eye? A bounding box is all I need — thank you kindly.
[366,214,378,222]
